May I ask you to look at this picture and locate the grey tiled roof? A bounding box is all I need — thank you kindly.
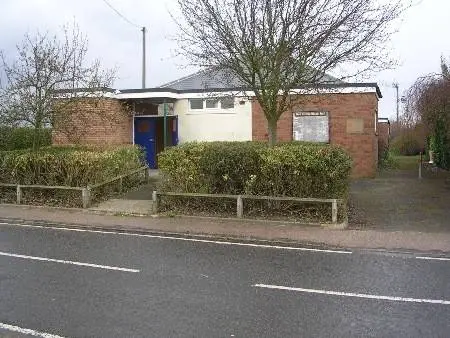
[159,68,343,91]
[159,69,245,91]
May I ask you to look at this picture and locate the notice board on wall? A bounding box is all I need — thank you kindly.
[292,112,329,143]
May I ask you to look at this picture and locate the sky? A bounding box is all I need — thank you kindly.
[1,0,449,120]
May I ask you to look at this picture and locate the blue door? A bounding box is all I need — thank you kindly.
[134,117,156,168]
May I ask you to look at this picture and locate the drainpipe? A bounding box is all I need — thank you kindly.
[163,100,168,148]
[132,102,136,145]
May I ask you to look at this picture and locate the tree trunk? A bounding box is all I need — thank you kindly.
[267,119,278,146]
[32,125,41,152]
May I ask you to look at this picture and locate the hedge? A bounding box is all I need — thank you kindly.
[0,127,51,150]
[391,133,422,156]
[159,141,351,199]
[0,145,145,186]
[158,142,351,221]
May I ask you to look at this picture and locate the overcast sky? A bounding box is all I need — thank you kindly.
[1,0,449,120]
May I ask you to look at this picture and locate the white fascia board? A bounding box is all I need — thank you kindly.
[115,91,179,100]
[177,91,254,99]
[290,86,380,99]
[54,91,116,99]
[112,86,379,100]
[177,87,379,99]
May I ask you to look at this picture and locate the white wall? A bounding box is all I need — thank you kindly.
[174,97,252,142]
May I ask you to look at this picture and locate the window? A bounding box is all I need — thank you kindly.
[189,99,203,110]
[205,99,219,109]
[221,97,234,109]
[188,97,236,113]
[292,112,329,143]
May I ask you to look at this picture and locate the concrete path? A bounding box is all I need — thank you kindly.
[90,174,158,213]
[0,204,449,253]
[90,199,153,215]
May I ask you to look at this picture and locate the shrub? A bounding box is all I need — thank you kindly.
[246,143,352,199]
[378,150,399,170]
[0,145,144,186]
[0,127,51,150]
[430,119,450,169]
[391,133,422,156]
[158,141,352,198]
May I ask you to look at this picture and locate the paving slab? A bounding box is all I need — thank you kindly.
[90,199,153,214]
[0,204,449,253]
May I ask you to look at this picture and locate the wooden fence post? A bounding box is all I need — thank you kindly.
[419,152,422,179]
[16,185,22,204]
[145,168,150,183]
[152,191,158,214]
[118,177,123,193]
[331,199,338,224]
[82,187,91,209]
[237,195,243,218]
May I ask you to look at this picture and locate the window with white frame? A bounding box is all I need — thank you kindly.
[205,99,219,109]
[188,97,236,112]
[220,97,234,109]
[189,98,204,110]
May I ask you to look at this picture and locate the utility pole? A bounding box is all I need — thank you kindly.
[141,26,146,89]
[393,82,399,123]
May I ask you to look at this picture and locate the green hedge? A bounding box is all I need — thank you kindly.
[158,142,352,199]
[0,145,145,186]
[0,127,51,150]
[391,133,422,156]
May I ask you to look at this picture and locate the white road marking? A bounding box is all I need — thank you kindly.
[0,222,352,254]
[0,251,140,273]
[253,284,450,305]
[416,256,450,262]
[0,322,65,338]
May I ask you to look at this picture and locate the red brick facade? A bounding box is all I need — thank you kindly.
[252,93,379,178]
[52,98,132,145]
[377,120,390,157]
[54,93,379,177]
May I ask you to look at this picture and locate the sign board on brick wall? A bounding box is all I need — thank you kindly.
[292,112,329,143]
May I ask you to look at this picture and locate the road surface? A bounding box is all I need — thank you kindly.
[0,219,449,337]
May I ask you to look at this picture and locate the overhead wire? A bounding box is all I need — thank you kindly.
[101,0,141,28]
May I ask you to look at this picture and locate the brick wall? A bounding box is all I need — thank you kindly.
[252,93,379,178]
[52,98,132,145]
[377,121,390,157]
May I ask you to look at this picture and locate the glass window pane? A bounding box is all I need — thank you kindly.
[190,99,203,110]
[205,99,219,108]
[221,97,234,109]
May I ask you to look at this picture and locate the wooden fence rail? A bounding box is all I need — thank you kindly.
[153,191,341,224]
[0,166,149,209]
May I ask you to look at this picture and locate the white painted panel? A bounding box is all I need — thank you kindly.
[175,98,252,142]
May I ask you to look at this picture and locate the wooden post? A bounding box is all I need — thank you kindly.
[152,191,158,214]
[419,152,422,179]
[145,168,150,183]
[16,185,22,204]
[332,199,338,224]
[82,187,91,209]
[237,195,243,218]
[118,177,123,193]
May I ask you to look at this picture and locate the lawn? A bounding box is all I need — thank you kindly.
[393,155,421,171]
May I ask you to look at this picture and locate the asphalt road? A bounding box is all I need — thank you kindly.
[0,220,449,338]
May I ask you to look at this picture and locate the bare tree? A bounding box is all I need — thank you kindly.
[0,24,116,150]
[403,57,450,167]
[175,0,409,145]
[404,57,450,131]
